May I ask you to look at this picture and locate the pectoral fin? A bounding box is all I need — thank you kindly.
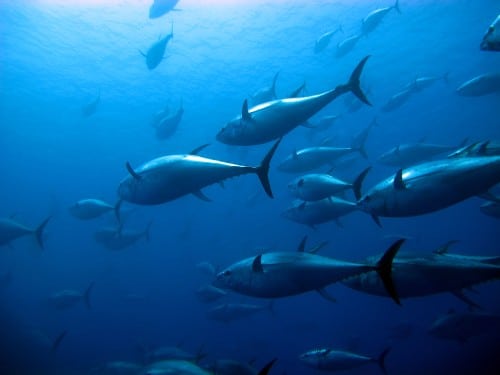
[126,162,141,180]
[192,190,211,202]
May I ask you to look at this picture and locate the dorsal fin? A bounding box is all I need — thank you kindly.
[126,162,141,180]
[297,235,307,252]
[252,254,263,273]
[190,144,210,155]
[393,169,406,190]
[242,99,252,121]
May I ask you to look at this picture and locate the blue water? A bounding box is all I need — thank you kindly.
[1,0,499,374]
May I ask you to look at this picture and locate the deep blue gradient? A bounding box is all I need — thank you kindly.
[1,1,499,374]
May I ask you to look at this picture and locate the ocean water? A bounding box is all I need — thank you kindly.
[1,0,499,374]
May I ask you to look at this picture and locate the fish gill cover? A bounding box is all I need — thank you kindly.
[0,0,499,374]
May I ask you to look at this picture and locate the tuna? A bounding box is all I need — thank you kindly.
[404,73,449,91]
[355,156,500,223]
[0,216,50,249]
[206,302,273,322]
[456,73,500,96]
[69,199,119,221]
[149,0,180,19]
[362,0,400,35]
[381,87,416,112]
[216,56,371,146]
[480,14,500,51]
[277,146,358,173]
[213,239,404,305]
[142,23,173,70]
[118,139,281,205]
[335,35,362,58]
[299,347,390,374]
[154,101,184,140]
[314,25,343,54]
[48,282,94,310]
[250,72,279,106]
[94,222,151,251]
[287,173,353,202]
[195,284,227,303]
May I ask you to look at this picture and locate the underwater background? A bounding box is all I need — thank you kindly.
[1,0,499,374]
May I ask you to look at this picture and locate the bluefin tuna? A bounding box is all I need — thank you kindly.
[141,23,174,70]
[216,56,371,146]
[314,25,343,54]
[195,284,227,303]
[335,35,362,58]
[299,347,390,374]
[281,197,358,228]
[355,156,500,224]
[456,73,500,96]
[287,174,353,202]
[48,282,94,310]
[429,310,500,343]
[69,199,119,221]
[480,14,500,51]
[213,239,404,305]
[94,222,151,251]
[154,101,184,140]
[404,73,449,91]
[118,139,281,205]
[206,302,273,322]
[278,146,359,173]
[141,359,210,375]
[381,87,416,112]
[362,0,400,35]
[0,216,50,249]
[149,0,180,19]
[250,72,279,106]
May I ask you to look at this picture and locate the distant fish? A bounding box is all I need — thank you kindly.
[196,261,217,277]
[300,347,390,374]
[206,302,274,323]
[362,0,401,35]
[81,90,100,118]
[149,0,180,19]
[68,199,120,221]
[143,359,210,375]
[141,23,174,70]
[335,34,361,58]
[250,72,280,106]
[118,139,281,205]
[381,87,416,112]
[314,25,343,54]
[448,140,500,158]
[0,216,50,249]
[155,101,184,140]
[480,14,500,51]
[456,73,500,96]
[429,310,500,343]
[287,173,353,202]
[48,282,94,310]
[102,361,142,374]
[147,346,205,363]
[310,114,342,133]
[94,222,151,251]
[404,73,449,91]
[195,284,227,303]
[151,103,170,128]
[277,146,359,173]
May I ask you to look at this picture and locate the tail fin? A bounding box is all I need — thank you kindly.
[375,239,405,305]
[347,56,371,105]
[271,71,280,99]
[377,347,391,375]
[256,138,282,198]
[393,0,401,14]
[353,167,371,201]
[35,216,51,249]
[50,330,68,354]
[258,358,278,375]
[83,282,94,310]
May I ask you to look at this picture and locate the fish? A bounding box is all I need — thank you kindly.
[146,346,205,363]
[48,282,94,310]
[151,103,170,128]
[281,197,358,228]
[195,284,227,303]
[480,200,500,219]
[314,25,343,54]
[381,87,416,112]
[362,0,401,35]
[102,361,142,374]
[141,23,174,70]
[448,140,500,158]
[216,56,371,146]
[250,72,279,106]
[277,146,359,173]
[429,310,500,343]
[68,199,120,221]
[404,73,449,91]
[342,248,500,305]
[456,73,500,96]
[480,14,500,51]
[213,239,404,305]
[118,139,281,205]
[149,0,180,19]
[94,222,151,251]
[377,140,466,168]
[141,359,210,375]
[310,114,342,132]
[335,34,362,58]
[196,261,217,277]
[287,173,354,202]
[154,101,184,140]
[0,216,50,249]
[299,347,390,374]
[206,301,273,322]
[354,156,500,223]
[81,90,100,118]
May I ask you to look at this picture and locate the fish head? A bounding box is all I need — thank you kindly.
[212,260,254,293]
[480,15,500,51]
[68,202,80,216]
[280,201,307,223]
[287,177,304,197]
[216,117,245,145]
[117,176,136,203]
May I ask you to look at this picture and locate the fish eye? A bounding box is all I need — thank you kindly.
[222,270,232,277]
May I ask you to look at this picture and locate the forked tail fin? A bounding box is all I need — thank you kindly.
[375,239,405,305]
[35,216,51,249]
[377,347,391,375]
[347,56,371,105]
[256,138,282,198]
